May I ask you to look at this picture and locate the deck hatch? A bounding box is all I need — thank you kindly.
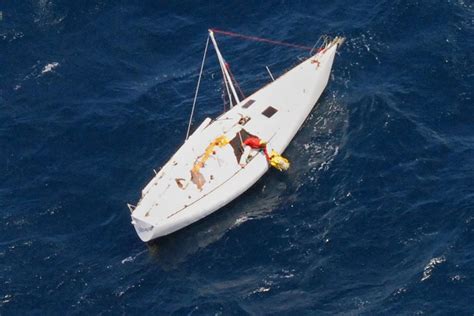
[262,106,278,118]
[242,99,255,109]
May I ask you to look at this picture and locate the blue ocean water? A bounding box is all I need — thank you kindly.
[1,0,473,314]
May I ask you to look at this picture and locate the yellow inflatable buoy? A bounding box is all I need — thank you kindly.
[269,150,290,171]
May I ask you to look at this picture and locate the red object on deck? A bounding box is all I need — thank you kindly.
[244,137,270,160]
[243,137,263,149]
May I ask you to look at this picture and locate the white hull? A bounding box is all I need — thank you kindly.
[131,39,342,242]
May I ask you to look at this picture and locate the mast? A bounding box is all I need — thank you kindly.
[209,29,241,106]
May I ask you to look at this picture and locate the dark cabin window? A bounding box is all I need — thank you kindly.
[262,106,278,118]
[242,99,255,109]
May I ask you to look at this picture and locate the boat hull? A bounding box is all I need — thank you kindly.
[131,39,341,242]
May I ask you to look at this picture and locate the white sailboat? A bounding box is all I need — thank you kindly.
[129,29,344,242]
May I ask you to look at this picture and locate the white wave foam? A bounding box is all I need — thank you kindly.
[234,216,249,226]
[450,274,464,282]
[250,287,271,295]
[121,256,133,264]
[41,62,59,74]
[121,249,147,264]
[295,92,348,186]
[421,255,446,281]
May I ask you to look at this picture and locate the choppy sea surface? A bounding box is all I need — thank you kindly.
[1,1,473,314]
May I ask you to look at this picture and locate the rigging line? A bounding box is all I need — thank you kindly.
[226,63,246,99]
[221,80,228,112]
[210,28,313,51]
[220,61,234,108]
[186,35,210,141]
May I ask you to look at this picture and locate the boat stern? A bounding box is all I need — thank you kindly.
[131,215,156,242]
